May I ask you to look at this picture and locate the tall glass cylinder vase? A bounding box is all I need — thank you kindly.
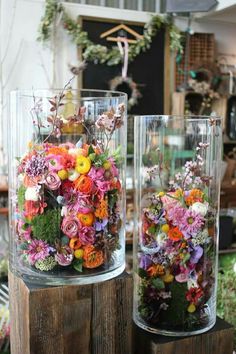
[8,88,127,285]
[133,115,222,336]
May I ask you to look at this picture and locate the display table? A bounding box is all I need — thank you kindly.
[9,269,234,354]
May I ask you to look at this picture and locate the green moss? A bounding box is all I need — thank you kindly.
[161,282,189,326]
[31,208,61,243]
[17,185,26,212]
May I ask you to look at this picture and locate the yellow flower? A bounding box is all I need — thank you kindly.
[75,156,91,174]
[187,303,196,313]
[103,161,111,170]
[58,169,68,180]
[161,270,174,283]
[74,249,84,259]
[161,224,169,233]
[157,191,165,197]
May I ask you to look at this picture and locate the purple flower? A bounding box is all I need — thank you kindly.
[139,254,152,270]
[190,245,203,264]
[95,219,108,231]
[27,239,50,265]
[79,226,96,245]
[25,154,48,177]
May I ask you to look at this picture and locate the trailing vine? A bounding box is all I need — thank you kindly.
[38,0,183,66]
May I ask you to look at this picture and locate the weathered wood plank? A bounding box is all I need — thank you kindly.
[133,317,234,354]
[9,270,133,354]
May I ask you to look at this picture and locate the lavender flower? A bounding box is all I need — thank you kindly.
[24,154,48,177]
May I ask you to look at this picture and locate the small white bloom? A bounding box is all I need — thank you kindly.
[25,187,39,201]
[187,278,198,290]
[68,169,80,181]
[61,206,68,217]
[190,202,208,216]
[156,232,168,247]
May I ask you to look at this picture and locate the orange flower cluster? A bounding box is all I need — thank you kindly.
[185,189,204,206]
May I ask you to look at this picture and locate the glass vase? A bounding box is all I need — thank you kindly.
[8,88,127,285]
[133,115,222,336]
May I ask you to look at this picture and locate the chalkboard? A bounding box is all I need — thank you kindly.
[82,19,166,115]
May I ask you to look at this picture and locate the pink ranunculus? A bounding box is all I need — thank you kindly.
[95,180,111,195]
[61,216,81,238]
[55,246,74,266]
[45,172,61,190]
[46,154,64,171]
[175,267,190,283]
[79,226,96,245]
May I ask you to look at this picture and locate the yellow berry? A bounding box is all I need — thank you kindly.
[161,272,174,283]
[103,161,111,170]
[75,156,91,174]
[58,169,68,180]
[187,303,196,313]
[158,191,165,197]
[74,249,84,259]
[161,224,169,233]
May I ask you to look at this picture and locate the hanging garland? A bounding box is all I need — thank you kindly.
[38,0,183,66]
[109,76,142,110]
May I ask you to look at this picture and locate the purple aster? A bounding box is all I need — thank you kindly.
[27,239,50,265]
[24,154,48,178]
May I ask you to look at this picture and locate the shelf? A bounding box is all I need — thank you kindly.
[0,208,8,215]
[219,247,236,255]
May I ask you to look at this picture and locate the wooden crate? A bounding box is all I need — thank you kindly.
[9,270,133,354]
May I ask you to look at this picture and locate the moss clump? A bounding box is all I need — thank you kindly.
[31,208,61,243]
[17,185,26,212]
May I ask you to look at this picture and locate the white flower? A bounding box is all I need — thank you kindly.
[156,232,168,247]
[187,278,198,290]
[61,206,68,217]
[190,202,208,216]
[25,187,39,201]
[68,169,80,181]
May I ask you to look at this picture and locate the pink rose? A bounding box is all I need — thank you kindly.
[161,193,181,213]
[45,172,61,190]
[79,226,96,245]
[46,154,64,171]
[61,216,81,238]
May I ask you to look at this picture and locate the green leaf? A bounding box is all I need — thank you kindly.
[73,259,83,272]
[88,145,95,155]
[148,225,157,235]
[19,242,29,250]
[152,277,165,289]
[17,185,26,212]
[138,268,148,279]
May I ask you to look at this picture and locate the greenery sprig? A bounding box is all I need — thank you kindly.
[38,0,183,66]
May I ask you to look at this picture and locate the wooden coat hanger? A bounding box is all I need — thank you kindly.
[100,23,143,44]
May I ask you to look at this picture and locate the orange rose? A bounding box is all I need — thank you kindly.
[74,175,93,194]
[69,237,82,250]
[83,245,104,269]
[23,175,41,187]
[94,198,108,219]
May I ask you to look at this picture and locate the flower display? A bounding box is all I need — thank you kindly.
[137,141,219,332]
[14,89,125,274]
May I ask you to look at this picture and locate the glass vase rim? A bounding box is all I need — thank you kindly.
[134,114,222,122]
[10,88,127,100]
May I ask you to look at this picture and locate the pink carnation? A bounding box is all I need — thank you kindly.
[162,193,181,213]
[27,239,50,265]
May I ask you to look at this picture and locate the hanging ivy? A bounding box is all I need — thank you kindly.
[38,0,183,66]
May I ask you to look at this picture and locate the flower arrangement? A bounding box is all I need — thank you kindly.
[14,85,126,274]
[37,0,182,66]
[137,141,217,331]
